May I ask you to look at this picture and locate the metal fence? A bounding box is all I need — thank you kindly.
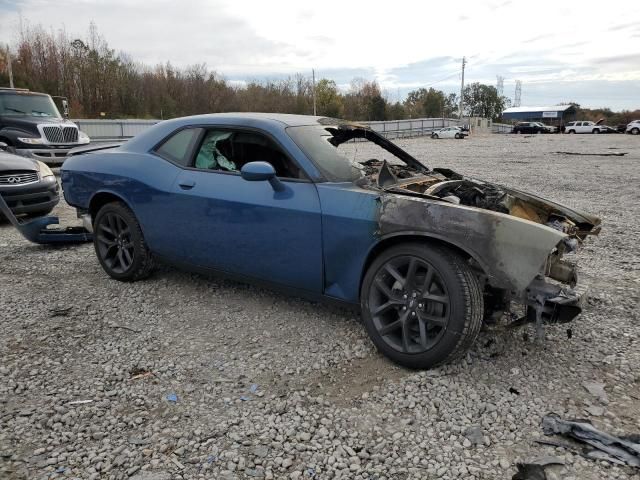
[73,119,159,141]
[491,123,513,134]
[73,117,464,142]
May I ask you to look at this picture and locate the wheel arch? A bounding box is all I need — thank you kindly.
[89,190,135,221]
[360,232,490,295]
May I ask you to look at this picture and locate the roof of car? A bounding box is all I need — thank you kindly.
[174,112,347,128]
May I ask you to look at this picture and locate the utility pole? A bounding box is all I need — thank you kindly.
[312,69,317,116]
[5,45,14,88]
[458,56,466,119]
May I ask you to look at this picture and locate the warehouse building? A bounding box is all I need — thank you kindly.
[501,105,577,127]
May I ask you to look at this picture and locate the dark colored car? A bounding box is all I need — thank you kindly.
[512,122,545,134]
[60,113,601,369]
[0,142,59,219]
[0,88,90,165]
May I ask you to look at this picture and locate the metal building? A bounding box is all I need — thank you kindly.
[501,105,577,126]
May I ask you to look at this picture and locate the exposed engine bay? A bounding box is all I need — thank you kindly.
[359,158,599,245]
[329,123,600,249]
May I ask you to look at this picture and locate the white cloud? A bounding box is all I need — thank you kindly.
[1,0,639,109]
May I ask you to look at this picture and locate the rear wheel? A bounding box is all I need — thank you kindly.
[432,134,439,139]
[93,201,154,281]
[360,243,483,369]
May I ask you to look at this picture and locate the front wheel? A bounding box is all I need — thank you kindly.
[360,243,483,369]
[93,201,154,281]
[455,133,462,139]
[592,129,599,134]
[630,127,639,135]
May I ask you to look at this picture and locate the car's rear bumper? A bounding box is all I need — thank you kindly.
[0,177,60,216]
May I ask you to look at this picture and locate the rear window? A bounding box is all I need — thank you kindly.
[155,128,202,166]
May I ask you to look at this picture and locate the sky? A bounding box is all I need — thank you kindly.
[1,0,639,110]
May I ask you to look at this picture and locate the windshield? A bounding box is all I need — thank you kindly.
[286,125,365,182]
[0,93,61,118]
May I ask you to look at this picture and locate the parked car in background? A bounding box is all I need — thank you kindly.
[0,141,59,219]
[564,121,606,134]
[60,113,600,369]
[431,126,468,139]
[0,87,91,165]
[532,122,556,133]
[626,120,640,135]
[512,122,545,134]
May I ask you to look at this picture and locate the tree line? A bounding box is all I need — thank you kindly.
[1,22,635,123]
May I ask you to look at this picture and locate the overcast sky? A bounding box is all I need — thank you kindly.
[1,0,639,110]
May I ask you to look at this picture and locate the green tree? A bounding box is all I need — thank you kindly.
[315,79,343,117]
[404,88,458,118]
[462,82,506,119]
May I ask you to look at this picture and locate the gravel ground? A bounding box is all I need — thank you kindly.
[1,133,639,480]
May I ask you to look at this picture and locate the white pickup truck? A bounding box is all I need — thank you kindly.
[564,121,607,134]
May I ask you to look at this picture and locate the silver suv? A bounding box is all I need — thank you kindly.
[626,120,640,135]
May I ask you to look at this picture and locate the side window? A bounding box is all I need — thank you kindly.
[155,128,201,166]
[193,129,303,179]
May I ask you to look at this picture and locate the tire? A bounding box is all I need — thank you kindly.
[360,243,483,369]
[631,127,639,135]
[432,134,439,139]
[455,133,461,139]
[592,129,599,134]
[568,130,576,134]
[93,201,154,281]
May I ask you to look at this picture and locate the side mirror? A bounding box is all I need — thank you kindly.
[0,142,7,151]
[62,99,69,118]
[240,161,284,192]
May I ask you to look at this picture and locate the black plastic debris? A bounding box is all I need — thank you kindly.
[509,387,521,395]
[541,413,640,467]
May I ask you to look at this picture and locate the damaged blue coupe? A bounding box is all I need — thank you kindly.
[60,113,601,368]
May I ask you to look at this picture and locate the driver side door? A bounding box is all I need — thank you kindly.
[156,126,324,294]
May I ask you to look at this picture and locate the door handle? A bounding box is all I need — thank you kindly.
[178,179,196,190]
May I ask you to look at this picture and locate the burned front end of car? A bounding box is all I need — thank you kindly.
[372,164,601,336]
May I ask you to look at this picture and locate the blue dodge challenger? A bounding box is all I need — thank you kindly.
[61,113,600,368]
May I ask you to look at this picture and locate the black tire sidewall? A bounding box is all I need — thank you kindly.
[93,202,148,281]
[361,243,474,369]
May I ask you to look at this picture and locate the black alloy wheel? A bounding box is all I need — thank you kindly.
[361,243,483,369]
[368,255,450,354]
[96,211,135,273]
[93,201,154,281]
